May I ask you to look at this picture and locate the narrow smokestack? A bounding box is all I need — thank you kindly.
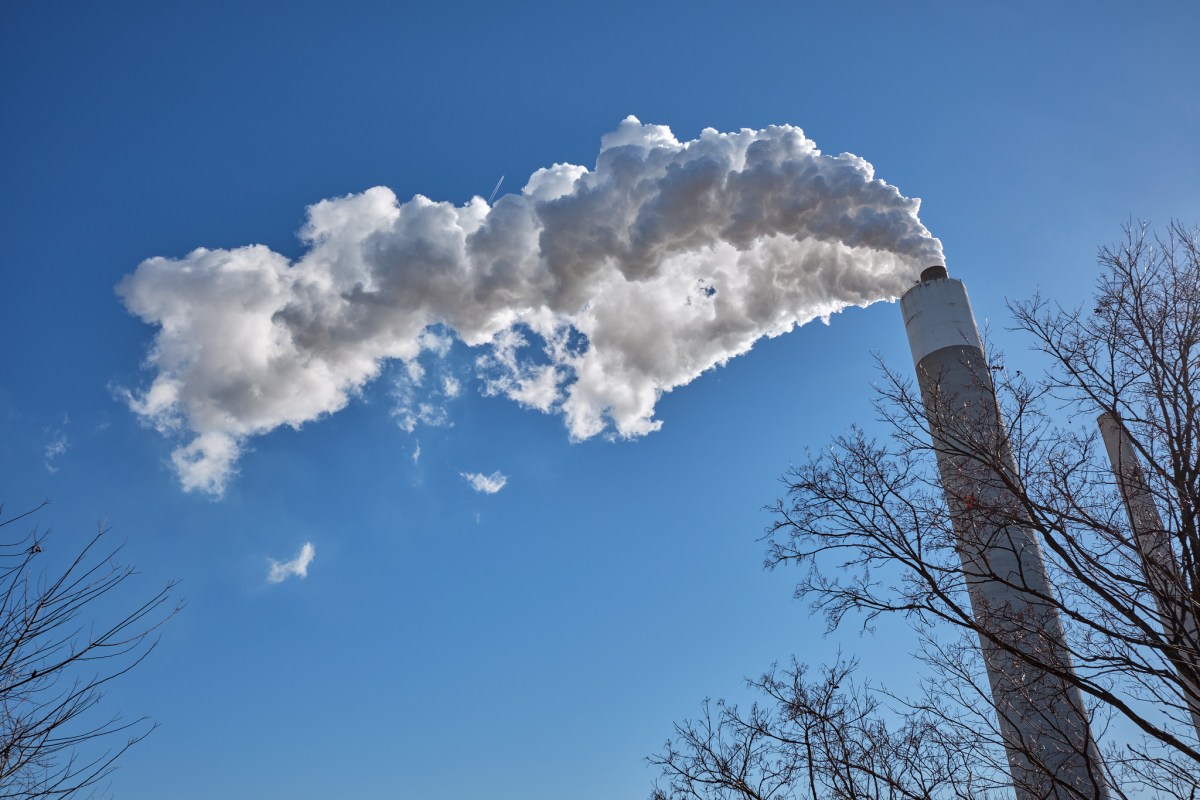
[1098,412,1200,737]
[901,271,1109,800]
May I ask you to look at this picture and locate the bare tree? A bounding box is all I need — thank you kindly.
[0,502,179,799]
[650,654,1016,800]
[653,222,1200,799]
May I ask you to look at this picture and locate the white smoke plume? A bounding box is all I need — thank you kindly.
[119,117,942,495]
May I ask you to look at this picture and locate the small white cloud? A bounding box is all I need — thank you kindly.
[267,542,316,584]
[461,470,507,494]
[411,440,421,464]
[44,434,68,473]
[44,414,70,473]
[390,360,459,434]
[405,361,426,383]
[417,329,453,357]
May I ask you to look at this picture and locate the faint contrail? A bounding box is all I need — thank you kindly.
[487,175,505,205]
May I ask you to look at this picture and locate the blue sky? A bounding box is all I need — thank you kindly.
[2,2,1198,798]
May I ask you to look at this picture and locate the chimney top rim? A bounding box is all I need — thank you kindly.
[920,265,949,283]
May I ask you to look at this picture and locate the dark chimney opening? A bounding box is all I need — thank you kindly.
[920,265,948,282]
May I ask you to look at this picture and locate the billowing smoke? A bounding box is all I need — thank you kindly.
[118,117,942,495]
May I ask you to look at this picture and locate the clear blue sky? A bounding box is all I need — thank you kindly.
[2,2,1197,798]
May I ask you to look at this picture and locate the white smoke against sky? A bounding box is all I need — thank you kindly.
[118,116,942,495]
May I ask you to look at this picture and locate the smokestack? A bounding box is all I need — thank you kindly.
[901,268,1109,800]
[1098,412,1200,738]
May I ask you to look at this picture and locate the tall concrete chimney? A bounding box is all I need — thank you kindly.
[1098,412,1200,738]
[901,268,1109,800]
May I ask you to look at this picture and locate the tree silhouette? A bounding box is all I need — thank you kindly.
[0,502,179,799]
